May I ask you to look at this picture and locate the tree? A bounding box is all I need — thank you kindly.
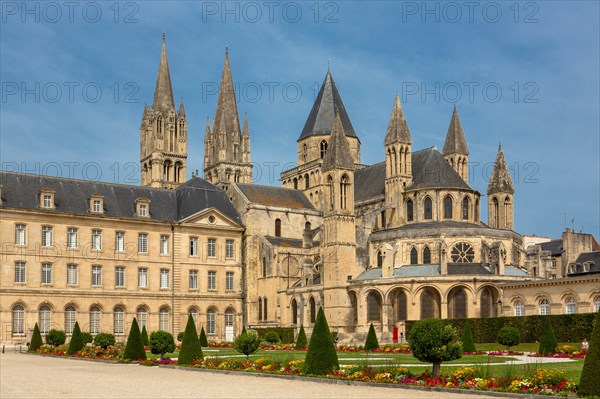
[295,325,307,349]
[364,323,380,351]
[241,326,247,335]
[141,325,149,347]
[123,318,146,361]
[461,321,477,353]
[578,310,600,397]
[409,318,462,377]
[46,329,66,347]
[265,331,280,344]
[199,326,209,347]
[149,331,175,359]
[178,314,203,365]
[235,332,261,359]
[304,307,339,375]
[497,326,520,351]
[81,332,93,345]
[538,319,558,355]
[93,333,116,349]
[29,323,43,352]
[67,322,84,355]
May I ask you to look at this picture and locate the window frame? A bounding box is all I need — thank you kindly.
[14,261,26,284]
[225,239,235,259]
[12,305,25,335]
[207,271,216,291]
[15,223,26,246]
[189,237,198,256]
[67,264,78,286]
[160,235,169,255]
[41,225,53,247]
[91,265,102,287]
[160,268,170,289]
[115,231,125,253]
[138,267,148,288]
[67,227,78,249]
[207,238,217,258]
[115,266,125,288]
[225,271,234,291]
[91,229,102,251]
[138,233,148,254]
[189,270,198,290]
[41,263,52,285]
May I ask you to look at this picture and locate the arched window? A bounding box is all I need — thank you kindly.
[410,247,418,265]
[309,297,316,324]
[406,199,414,221]
[305,222,311,231]
[304,173,310,189]
[293,178,298,189]
[480,287,494,318]
[262,257,267,277]
[113,307,124,335]
[475,198,479,221]
[392,147,398,175]
[136,307,147,330]
[12,305,24,334]
[207,308,216,334]
[491,197,499,227]
[420,288,441,319]
[444,195,453,219]
[392,290,408,321]
[65,306,76,334]
[90,306,101,334]
[376,250,383,268]
[39,306,51,334]
[302,144,307,162]
[189,307,198,326]
[514,300,524,316]
[595,296,600,313]
[462,197,470,220]
[367,291,382,322]
[275,219,281,237]
[258,298,263,321]
[320,140,328,158]
[291,299,298,325]
[539,299,550,315]
[565,297,577,314]
[263,298,268,321]
[340,175,349,209]
[424,197,432,220]
[349,292,358,332]
[504,196,511,226]
[328,176,334,210]
[159,307,169,331]
[448,287,467,319]
[423,246,431,264]
[157,115,164,136]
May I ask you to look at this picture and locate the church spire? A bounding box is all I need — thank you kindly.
[442,105,469,156]
[178,97,186,118]
[152,33,175,115]
[487,144,515,230]
[213,47,241,138]
[384,93,411,145]
[322,111,355,172]
[487,144,515,195]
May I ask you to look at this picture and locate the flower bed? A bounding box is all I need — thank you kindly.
[528,352,585,359]
[487,350,524,356]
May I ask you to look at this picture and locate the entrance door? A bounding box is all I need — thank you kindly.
[225,311,234,342]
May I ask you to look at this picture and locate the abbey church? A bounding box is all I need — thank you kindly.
[1,36,598,344]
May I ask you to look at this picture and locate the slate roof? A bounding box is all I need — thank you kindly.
[322,111,355,172]
[540,239,564,256]
[408,147,471,190]
[354,162,386,203]
[442,106,469,156]
[297,70,358,141]
[568,251,600,276]
[0,172,241,224]
[384,94,412,145]
[236,183,315,210]
[354,264,527,280]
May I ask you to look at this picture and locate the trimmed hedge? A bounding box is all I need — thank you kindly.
[406,313,596,343]
[538,319,558,355]
[254,327,294,344]
[304,307,338,375]
[295,325,307,348]
[178,314,203,365]
[579,310,600,397]
[461,320,477,352]
[364,323,379,351]
[123,318,146,361]
[67,322,84,355]
[29,323,43,352]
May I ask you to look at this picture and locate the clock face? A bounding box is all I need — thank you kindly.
[282,256,300,277]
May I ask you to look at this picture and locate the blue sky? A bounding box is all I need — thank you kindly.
[1,1,599,239]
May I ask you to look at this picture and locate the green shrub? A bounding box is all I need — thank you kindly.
[93,333,116,349]
[295,325,307,348]
[81,332,93,345]
[241,326,247,335]
[46,329,66,347]
[497,326,520,350]
[67,322,84,355]
[579,310,600,397]
[461,320,477,353]
[265,331,280,343]
[177,332,184,342]
[141,326,149,347]
[149,331,175,359]
[409,318,462,377]
[364,323,379,351]
[538,319,558,355]
[254,327,295,343]
[234,333,261,359]
[199,327,209,347]
[29,323,43,352]
[123,318,146,361]
[304,307,339,375]
[178,314,203,365]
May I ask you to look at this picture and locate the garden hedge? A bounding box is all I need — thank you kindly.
[406,313,596,343]
[254,327,294,344]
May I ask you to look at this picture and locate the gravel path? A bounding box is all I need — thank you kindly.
[0,353,495,399]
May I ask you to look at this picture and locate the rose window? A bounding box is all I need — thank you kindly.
[451,242,475,263]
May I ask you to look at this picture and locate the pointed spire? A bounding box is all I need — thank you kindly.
[384,93,412,145]
[242,113,250,137]
[213,47,241,137]
[204,116,211,141]
[442,105,469,156]
[178,97,186,118]
[152,33,175,115]
[487,144,515,195]
[322,111,355,172]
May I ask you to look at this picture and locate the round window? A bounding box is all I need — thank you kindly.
[208,215,216,224]
[450,242,475,263]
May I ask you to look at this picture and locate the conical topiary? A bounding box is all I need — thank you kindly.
[29,323,43,352]
[538,319,558,355]
[67,322,84,355]
[199,326,209,347]
[123,318,146,360]
[304,307,339,375]
[178,314,203,364]
[295,325,308,348]
[578,310,600,397]
[141,325,149,347]
[462,321,477,353]
[364,323,380,351]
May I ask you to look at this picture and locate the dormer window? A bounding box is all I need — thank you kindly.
[135,198,150,218]
[90,195,104,214]
[140,204,147,216]
[40,189,55,209]
[583,262,590,272]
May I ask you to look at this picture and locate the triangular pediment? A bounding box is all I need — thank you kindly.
[179,207,242,229]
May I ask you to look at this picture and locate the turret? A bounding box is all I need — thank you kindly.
[487,144,515,230]
[442,105,469,182]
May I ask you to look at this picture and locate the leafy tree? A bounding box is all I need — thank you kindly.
[199,327,209,347]
[46,329,66,347]
[178,314,203,365]
[177,332,184,342]
[93,333,116,349]
[538,319,558,355]
[461,321,477,353]
[149,331,175,359]
[579,310,600,397]
[81,332,93,345]
[241,326,247,335]
[67,322,84,355]
[497,326,520,350]
[234,333,261,359]
[123,318,146,360]
[140,325,149,347]
[295,325,307,349]
[29,323,43,352]
[409,318,462,377]
[265,331,280,344]
[304,307,339,375]
[364,323,379,351]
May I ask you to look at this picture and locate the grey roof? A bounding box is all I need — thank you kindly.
[354,264,523,280]
[322,111,355,172]
[442,106,469,156]
[384,94,412,145]
[408,147,471,190]
[152,34,175,115]
[0,172,241,224]
[569,251,600,276]
[539,239,564,256]
[236,183,315,210]
[505,266,529,277]
[487,144,515,195]
[297,70,358,141]
[354,162,386,203]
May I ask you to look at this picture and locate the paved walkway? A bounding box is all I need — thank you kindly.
[0,353,495,399]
